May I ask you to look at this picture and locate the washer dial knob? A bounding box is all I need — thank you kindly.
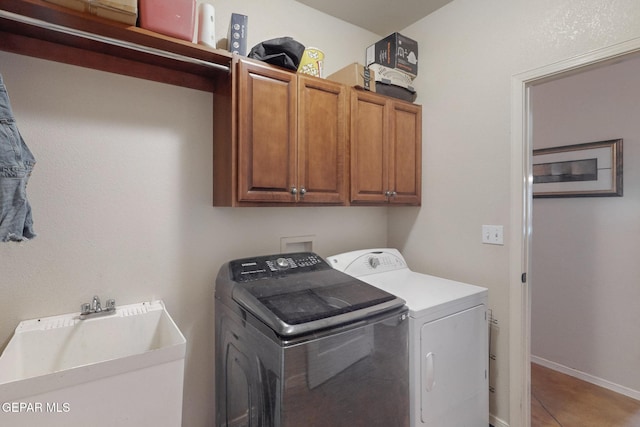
[276,257,289,268]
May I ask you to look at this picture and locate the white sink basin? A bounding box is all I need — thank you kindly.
[0,300,186,427]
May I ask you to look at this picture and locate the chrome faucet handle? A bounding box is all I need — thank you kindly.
[105,299,116,311]
[92,295,102,312]
[81,303,91,315]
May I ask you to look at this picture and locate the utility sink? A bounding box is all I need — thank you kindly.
[0,300,186,427]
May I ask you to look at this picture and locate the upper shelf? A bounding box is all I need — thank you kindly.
[0,0,233,92]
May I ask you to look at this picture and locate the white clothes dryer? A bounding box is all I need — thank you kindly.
[327,248,489,427]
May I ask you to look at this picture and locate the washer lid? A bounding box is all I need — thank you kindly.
[253,271,395,325]
[219,252,405,336]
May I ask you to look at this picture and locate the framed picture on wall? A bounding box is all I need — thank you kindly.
[532,139,623,198]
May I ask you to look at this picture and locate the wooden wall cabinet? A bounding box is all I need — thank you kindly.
[349,89,422,205]
[297,72,348,204]
[215,58,348,206]
[236,59,297,204]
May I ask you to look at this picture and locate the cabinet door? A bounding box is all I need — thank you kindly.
[350,90,389,204]
[297,75,348,204]
[389,101,422,205]
[237,59,297,202]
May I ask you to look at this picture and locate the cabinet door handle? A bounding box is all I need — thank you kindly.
[391,191,397,198]
[299,187,307,198]
[290,187,298,195]
[385,190,392,197]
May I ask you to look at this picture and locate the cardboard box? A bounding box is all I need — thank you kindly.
[43,0,137,25]
[326,63,375,92]
[228,13,248,56]
[96,0,136,14]
[93,1,137,25]
[366,32,418,77]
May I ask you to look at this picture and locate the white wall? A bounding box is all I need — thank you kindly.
[531,54,640,395]
[0,2,382,426]
[389,0,640,423]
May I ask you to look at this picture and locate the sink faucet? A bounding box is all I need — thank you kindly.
[80,295,116,320]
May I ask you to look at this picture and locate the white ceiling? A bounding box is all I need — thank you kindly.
[294,0,453,36]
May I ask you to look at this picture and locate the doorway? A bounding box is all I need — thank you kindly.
[510,37,640,427]
[530,52,640,426]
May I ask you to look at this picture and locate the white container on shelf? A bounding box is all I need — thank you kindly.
[197,1,216,48]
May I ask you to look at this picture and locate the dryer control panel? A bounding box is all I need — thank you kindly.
[328,249,408,277]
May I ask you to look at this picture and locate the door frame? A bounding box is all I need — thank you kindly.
[509,36,640,427]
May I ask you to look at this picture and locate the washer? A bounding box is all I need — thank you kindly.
[215,252,410,427]
[328,248,489,427]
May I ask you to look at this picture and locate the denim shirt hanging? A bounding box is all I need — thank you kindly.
[0,74,36,242]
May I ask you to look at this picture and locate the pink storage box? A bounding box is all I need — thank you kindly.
[139,0,195,41]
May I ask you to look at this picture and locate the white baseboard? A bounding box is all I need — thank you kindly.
[531,355,640,401]
[489,413,509,427]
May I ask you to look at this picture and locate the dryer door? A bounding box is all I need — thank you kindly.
[419,304,488,427]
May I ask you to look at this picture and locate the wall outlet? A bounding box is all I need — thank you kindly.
[482,225,504,245]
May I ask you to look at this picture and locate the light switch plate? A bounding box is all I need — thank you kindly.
[482,225,504,245]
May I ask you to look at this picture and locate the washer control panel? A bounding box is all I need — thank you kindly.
[230,252,327,282]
